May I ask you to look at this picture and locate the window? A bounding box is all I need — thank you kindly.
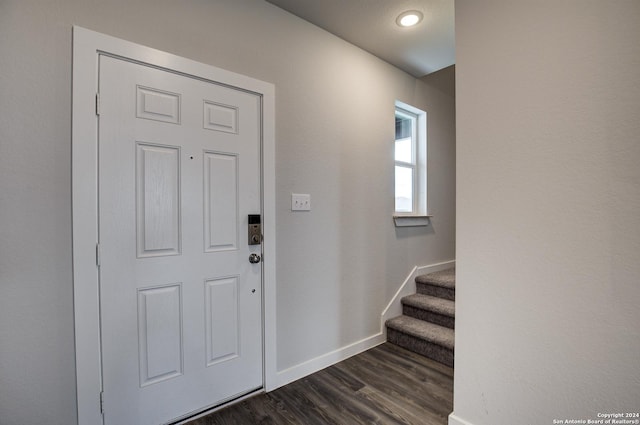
[394,101,429,226]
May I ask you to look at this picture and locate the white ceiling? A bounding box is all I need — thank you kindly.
[265,0,455,77]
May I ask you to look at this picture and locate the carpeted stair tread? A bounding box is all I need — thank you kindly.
[402,293,455,318]
[385,315,454,351]
[415,267,455,289]
[386,265,456,364]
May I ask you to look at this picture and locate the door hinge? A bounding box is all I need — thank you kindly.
[95,92,101,116]
[99,391,104,414]
[96,243,101,267]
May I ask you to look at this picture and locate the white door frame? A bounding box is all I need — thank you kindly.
[72,26,276,425]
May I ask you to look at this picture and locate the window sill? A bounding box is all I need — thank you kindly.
[393,215,432,227]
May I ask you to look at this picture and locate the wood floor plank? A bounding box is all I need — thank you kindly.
[336,353,452,418]
[269,377,343,425]
[321,360,367,392]
[356,385,445,425]
[316,367,425,425]
[301,373,386,424]
[358,348,454,405]
[184,343,453,425]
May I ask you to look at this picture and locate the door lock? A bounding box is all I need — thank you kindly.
[248,214,261,245]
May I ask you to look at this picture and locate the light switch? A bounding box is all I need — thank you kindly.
[291,193,311,211]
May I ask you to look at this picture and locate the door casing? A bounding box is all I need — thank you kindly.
[72,26,276,425]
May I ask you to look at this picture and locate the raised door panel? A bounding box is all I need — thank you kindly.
[203,152,238,252]
[205,277,239,366]
[137,86,181,124]
[203,101,238,134]
[136,143,181,258]
[137,284,183,387]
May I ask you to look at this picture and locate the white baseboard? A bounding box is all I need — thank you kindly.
[272,332,386,390]
[380,259,455,337]
[449,412,475,425]
[271,259,455,391]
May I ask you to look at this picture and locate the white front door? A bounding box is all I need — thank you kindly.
[98,54,263,424]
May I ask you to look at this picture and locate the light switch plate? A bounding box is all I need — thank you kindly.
[291,193,311,211]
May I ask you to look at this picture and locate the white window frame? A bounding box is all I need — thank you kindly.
[394,101,430,227]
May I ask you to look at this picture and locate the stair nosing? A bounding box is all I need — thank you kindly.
[401,293,455,317]
[386,315,454,350]
[415,268,455,290]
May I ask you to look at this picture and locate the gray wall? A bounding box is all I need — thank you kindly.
[453,1,640,424]
[0,1,456,423]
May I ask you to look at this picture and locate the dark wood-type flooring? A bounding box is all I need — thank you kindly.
[185,343,453,425]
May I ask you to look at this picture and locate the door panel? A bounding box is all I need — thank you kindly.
[136,143,182,257]
[136,86,181,124]
[204,276,240,366]
[203,152,239,252]
[137,284,183,387]
[98,55,263,425]
[203,101,238,133]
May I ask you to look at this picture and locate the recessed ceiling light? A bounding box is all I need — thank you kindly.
[396,10,423,27]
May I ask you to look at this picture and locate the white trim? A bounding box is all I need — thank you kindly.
[382,265,417,329]
[393,215,432,227]
[381,260,455,338]
[449,412,476,425]
[273,333,386,390]
[394,100,427,216]
[261,78,277,393]
[72,26,276,424]
[272,260,455,390]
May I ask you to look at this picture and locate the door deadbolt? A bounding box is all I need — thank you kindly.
[248,214,261,245]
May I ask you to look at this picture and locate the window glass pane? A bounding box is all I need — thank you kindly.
[395,166,413,212]
[395,137,412,163]
[395,114,413,139]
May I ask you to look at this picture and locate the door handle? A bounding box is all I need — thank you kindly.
[249,253,261,264]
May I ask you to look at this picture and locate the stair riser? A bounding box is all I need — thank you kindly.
[403,305,455,329]
[416,283,455,301]
[387,329,454,368]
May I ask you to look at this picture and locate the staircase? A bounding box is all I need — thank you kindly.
[385,268,455,367]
